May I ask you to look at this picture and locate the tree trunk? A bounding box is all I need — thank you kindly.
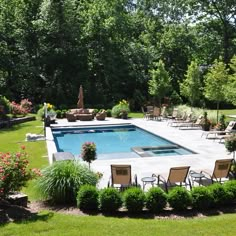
[216,101,220,123]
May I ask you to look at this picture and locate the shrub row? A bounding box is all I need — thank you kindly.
[77,181,236,213]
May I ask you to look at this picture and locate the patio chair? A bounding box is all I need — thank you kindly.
[197,159,233,185]
[167,108,178,120]
[170,113,194,127]
[108,164,138,190]
[178,115,204,129]
[202,121,236,139]
[153,107,161,120]
[152,166,191,192]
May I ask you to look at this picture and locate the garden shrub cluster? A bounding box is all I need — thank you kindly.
[111,99,130,118]
[76,181,236,213]
[0,147,41,198]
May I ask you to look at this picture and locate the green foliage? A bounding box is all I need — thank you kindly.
[145,187,167,213]
[99,187,122,212]
[223,180,236,201]
[0,147,40,198]
[148,60,172,106]
[208,183,232,207]
[111,100,130,118]
[123,187,146,213]
[225,55,236,106]
[169,91,183,106]
[106,109,112,117]
[35,160,98,204]
[0,95,10,114]
[204,58,229,102]
[225,134,236,153]
[77,185,99,211]
[180,60,202,107]
[191,186,213,210]
[56,110,62,118]
[168,187,192,211]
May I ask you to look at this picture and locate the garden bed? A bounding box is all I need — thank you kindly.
[0,116,36,128]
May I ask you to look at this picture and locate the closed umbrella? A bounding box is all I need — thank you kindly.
[77,85,84,109]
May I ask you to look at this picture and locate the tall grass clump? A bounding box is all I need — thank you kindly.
[35,160,98,204]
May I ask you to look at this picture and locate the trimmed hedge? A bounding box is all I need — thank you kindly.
[145,187,167,213]
[168,187,192,211]
[68,180,236,214]
[123,187,146,213]
[99,188,122,212]
[77,185,99,211]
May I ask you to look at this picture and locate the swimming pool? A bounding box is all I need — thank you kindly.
[52,124,194,159]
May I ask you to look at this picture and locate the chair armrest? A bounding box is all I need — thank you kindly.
[200,170,212,180]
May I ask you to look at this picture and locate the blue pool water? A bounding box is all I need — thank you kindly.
[52,124,194,158]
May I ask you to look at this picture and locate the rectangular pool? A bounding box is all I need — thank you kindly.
[52,124,194,159]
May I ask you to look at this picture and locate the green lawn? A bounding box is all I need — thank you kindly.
[1,113,236,235]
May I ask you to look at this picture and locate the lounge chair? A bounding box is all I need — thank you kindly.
[152,166,191,192]
[170,113,194,127]
[202,121,236,139]
[167,108,178,120]
[108,164,137,190]
[178,115,204,129]
[191,159,233,185]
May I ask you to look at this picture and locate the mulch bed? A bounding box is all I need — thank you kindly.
[1,200,236,224]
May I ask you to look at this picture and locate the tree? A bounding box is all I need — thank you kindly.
[180,60,202,108]
[148,60,172,107]
[224,55,236,105]
[204,58,229,122]
[189,0,236,64]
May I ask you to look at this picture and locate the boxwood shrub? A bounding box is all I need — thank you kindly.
[123,187,146,213]
[223,180,236,201]
[168,187,192,211]
[208,183,233,207]
[77,185,99,211]
[191,186,214,210]
[99,187,122,213]
[145,187,167,213]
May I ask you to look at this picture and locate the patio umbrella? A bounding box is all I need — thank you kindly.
[77,85,84,109]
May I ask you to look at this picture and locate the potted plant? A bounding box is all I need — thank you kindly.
[225,134,236,178]
[81,142,97,169]
[225,134,236,160]
[201,112,211,131]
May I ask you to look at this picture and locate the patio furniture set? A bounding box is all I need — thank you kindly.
[107,159,233,192]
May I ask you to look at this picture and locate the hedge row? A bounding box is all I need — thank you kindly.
[77,180,236,213]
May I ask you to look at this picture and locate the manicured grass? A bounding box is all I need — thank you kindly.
[1,211,236,236]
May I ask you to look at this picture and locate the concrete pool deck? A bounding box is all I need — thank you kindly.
[46,117,234,189]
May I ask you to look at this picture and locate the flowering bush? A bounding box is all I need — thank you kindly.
[20,99,32,113]
[111,99,130,118]
[10,99,32,117]
[81,142,97,168]
[0,146,41,198]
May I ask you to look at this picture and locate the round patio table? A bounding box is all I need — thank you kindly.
[189,171,205,186]
[141,177,156,190]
